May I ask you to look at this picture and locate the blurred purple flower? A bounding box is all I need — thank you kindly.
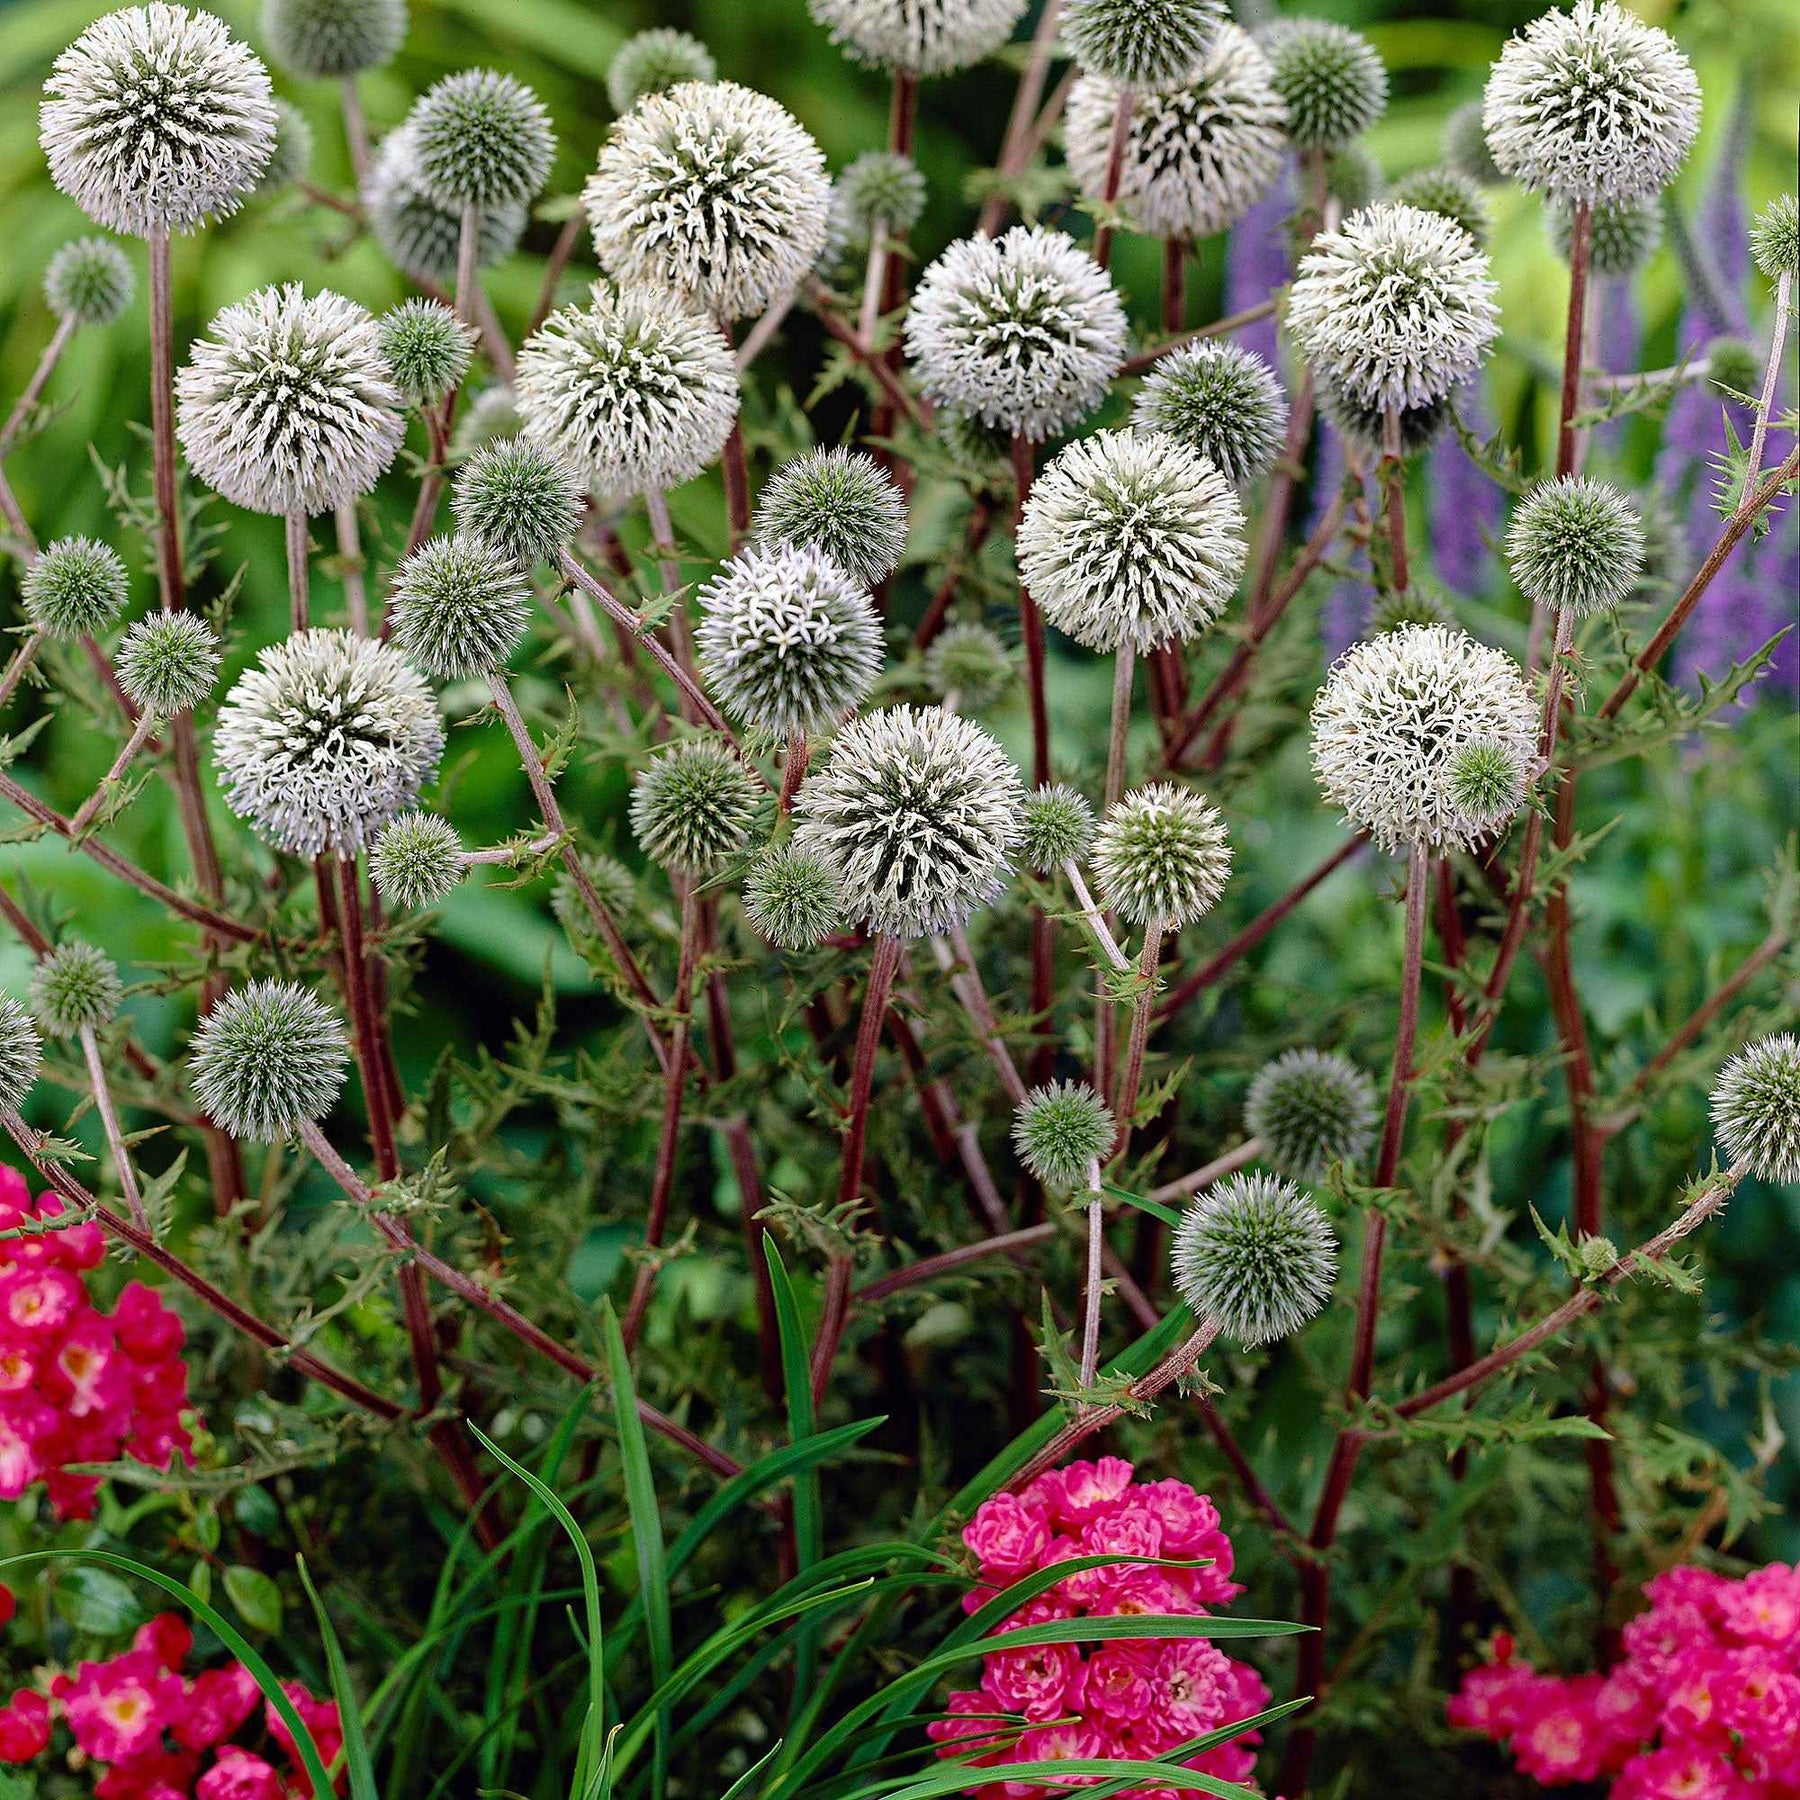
[1225,161,1290,369]
[1430,383,1501,596]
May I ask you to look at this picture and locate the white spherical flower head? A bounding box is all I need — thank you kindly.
[1013,1081,1115,1188]
[116,611,221,715]
[1506,476,1644,618]
[1483,1,1700,207]
[214,628,445,857]
[753,448,908,589]
[188,979,347,1142]
[176,285,405,517]
[0,997,44,1114]
[1244,1047,1377,1184]
[585,81,831,322]
[792,704,1024,940]
[1288,202,1500,412]
[1172,1171,1338,1345]
[388,534,533,680]
[1132,341,1288,489]
[607,29,717,117]
[262,0,404,79]
[1261,19,1387,151]
[407,69,555,212]
[1018,430,1246,655]
[515,286,739,497]
[906,227,1127,442]
[363,126,528,285]
[372,812,466,911]
[1092,782,1231,928]
[1711,1034,1800,1185]
[41,5,277,238]
[1064,0,1225,87]
[1065,25,1288,242]
[806,0,1028,77]
[696,544,884,740]
[44,237,135,327]
[1310,622,1537,853]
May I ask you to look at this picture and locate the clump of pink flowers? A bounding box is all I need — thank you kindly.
[927,1457,1276,1795]
[0,1164,196,1518]
[1448,1561,1800,1795]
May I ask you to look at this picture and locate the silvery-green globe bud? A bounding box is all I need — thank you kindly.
[363,125,527,284]
[1311,622,1537,853]
[1017,429,1247,654]
[1064,0,1226,87]
[834,151,927,244]
[926,621,1013,713]
[1020,783,1095,871]
[753,448,907,589]
[695,545,884,740]
[1013,1081,1114,1188]
[43,237,135,327]
[1262,19,1387,150]
[1483,1,1699,208]
[1369,582,1456,635]
[372,811,465,910]
[388,534,533,679]
[116,611,221,715]
[1172,1170,1337,1345]
[1442,100,1504,187]
[21,537,129,639]
[1444,740,1533,842]
[1093,782,1231,929]
[407,69,555,212]
[792,705,1023,939]
[1132,340,1287,489]
[250,98,313,197]
[188,979,347,1142]
[806,0,1027,77]
[515,287,739,498]
[586,81,830,323]
[1549,197,1662,277]
[452,384,523,458]
[261,0,404,79]
[41,5,277,238]
[1245,1047,1376,1183]
[1324,144,1383,213]
[607,28,716,116]
[1704,339,1762,399]
[906,227,1127,442]
[0,997,44,1113]
[1315,374,1452,458]
[29,941,124,1038]
[1389,166,1490,249]
[379,298,475,407]
[630,739,761,876]
[214,628,444,856]
[1289,203,1500,413]
[1752,194,1798,281]
[451,436,583,569]
[553,859,636,938]
[1506,476,1644,617]
[743,846,845,949]
[1711,1033,1800,1184]
[176,284,405,516]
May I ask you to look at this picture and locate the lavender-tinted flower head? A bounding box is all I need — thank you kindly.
[1261,19,1387,150]
[753,448,908,588]
[806,0,1028,77]
[1064,0,1226,87]
[261,0,404,79]
[188,979,347,1141]
[1092,782,1231,928]
[363,125,527,284]
[606,27,716,115]
[44,237,135,327]
[1132,340,1287,488]
[407,69,555,211]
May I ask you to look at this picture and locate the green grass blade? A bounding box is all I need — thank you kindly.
[763,1237,823,1705]
[295,1557,379,1800]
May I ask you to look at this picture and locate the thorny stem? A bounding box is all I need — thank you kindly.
[79,1026,147,1232]
[778,733,811,813]
[854,1223,1060,1303]
[1104,642,1135,813]
[0,315,75,457]
[285,511,310,631]
[858,223,889,352]
[1078,1161,1106,1386]
[1148,1137,1263,1205]
[937,927,1027,1105]
[1090,85,1135,271]
[1061,860,1130,974]
[69,710,159,835]
[335,501,370,635]
[1745,268,1793,495]
[1112,922,1165,1153]
[0,633,43,713]
[1009,437,1052,789]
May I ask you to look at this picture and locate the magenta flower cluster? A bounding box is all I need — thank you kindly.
[1447,1561,1800,1795]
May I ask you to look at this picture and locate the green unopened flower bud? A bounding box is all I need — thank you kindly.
[1506,476,1644,617]
[1093,784,1231,929]
[29,940,122,1038]
[188,980,349,1142]
[743,846,844,949]
[1244,1048,1376,1184]
[372,811,466,910]
[606,28,716,115]
[1264,20,1387,150]
[630,740,760,876]
[1704,338,1763,400]
[1020,783,1096,871]
[116,612,221,716]
[926,621,1013,713]
[380,298,475,407]
[388,534,533,679]
[21,537,129,639]
[44,236,134,327]
[1389,166,1490,248]
[451,435,583,569]
[1013,1081,1114,1188]
[1751,193,1798,281]
[1711,1033,1800,1184]
[1172,1170,1338,1345]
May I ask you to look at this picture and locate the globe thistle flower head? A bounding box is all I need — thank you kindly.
[742,846,845,949]
[188,979,347,1142]
[176,284,405,516]
[408,69,555,211]
[372,811,465,910]
[1752,194,1799,281]
[630,739,761,876]
[29,941,124,1039]
[1442,100,1504,187]
[1482,0,1700,207]
[553,859,637,941]
[214,628,444,856]
[452,436,583,569]
[116,611,221,715]
[21,537,129,639]
[1388,166,1490,249]
[791,705,1024,939]
[1369,581,1455,636]
[1020,783,1095,871]
[1506,476,1644,617]
[695,544,884,740]
[515,286,739,497]
[1444,740,1532,841]
[1704,339,1763,400]
[1310,622,1537,852]
[363,126,527,284]
[1172,1171,1337,1345]
[1711,1034,1800,1184]
[1092,782,1231,928]
[261,0,404,79]
[1315,374,1452,458]
[926,621,1013,713]
[1013,1081,1114,1189]
[41,5,277,238]
[1132,341,1287,488]
[1549,197,1662,277]
[388,534,533,680]
[1245,1048,1376,1184]
[1017,430,1247,654]
[1262,19,1387,150]
[379,298,475,407]
[607,28,717,116]
[1063,0,1227,87]
[834,151,927,243]
[250,98,313,197]
[1288,203,1500,412]
[0,998,43,1114]
[1324,144,1383,214]
[43,237,135,327]
[806,0,1028,77]
[905,227,1127,442]
[753,448,908,588]
[585,81,830,322]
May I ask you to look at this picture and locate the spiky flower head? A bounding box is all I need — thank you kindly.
[905,227,1127,442]
[607,28,716,115]
[1324,144,1383,213]
[115,611,220,715]
[1065,26,1288,242]
[1020,783,1095,871]
[835,151,927,244]
[1482,1,1700,207]
[1262,19,1387,150]
[1013,1081,1114,1188]
[742,846,845,949]
[806,0,1027,77]
[696,545,884,740]
[1311,622,1537,852]
[1444,740,1532,841]
[43,237,135,327]
[1711,1034,1800,1184]
[1506,476,1644,618]
[1092,783,1231,928]
[1704,338,1763,400]
[1548,196,1662,277]
[515,286,739,498]
[586,81,830,322]
[451,436,583,569]
[1064,0,1226,87]
[630,739,761,876]
[1132,340,1287,488]
[363,125,527,284]
[1017,430,1247,654]
[251,98,313,196]
[41,5,277,238]
[1172,1171,1337,1345]
[188,979,347,1142]
[0,998,43,1113]
[261,0,404,78]
[29,941,124,1039]
[452,384,523,458]
[1244,1048,1376,1184]
[1388,166,1490,248]
[1288,203,1500,412]
[371,811,465,910]
[1369,581,1455,635]
[176,284,405,516]
[1315,374,1451,458]
[214,628,444,856]
[753,448,908,589]
[1442,100,1504,187]
[792,705,1023,939]
[388,534,532,680]
[21,537,129,639]
[926,621,1013,712]
[407,69,554,211]
[1752,194,1799,281]
[379,297,475,407]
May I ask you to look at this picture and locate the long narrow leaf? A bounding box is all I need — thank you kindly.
[296,1557,379,1800]
[764,1237,824,1708]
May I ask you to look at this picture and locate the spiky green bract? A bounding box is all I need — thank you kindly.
[0,997,43,1112]
[1315,375,1452,457]
[1506,476,1644,617]
[188,979,348,1142]
[1064,0,1226,87]
[388,534,533,680]
[742,846,845,950]
[1388,166,1490,248]
[261,0,404,78]
[1262,19,1387,150]
[115,612,221,715]
[926,622,1013,713]
[1172,1170,1337,1345]
[43,236,134,326]
[1446,740,1532,841]
[1013,1081,1114,1189]
[1092,783,1231,929]
[1442,100,1504,186]
[21,537,129,639]
[372,812,465,910]
[752,448,908,589]
[250,98,313,196]
[1549,197,1662,277]
[1705,339,1763,399]
[363,125,527,284]
[1132,340,1287,488]
[1244,1048,1376,1183]
[1711,1034,1800,1184]
[408,69,554,211]
[29,941,124,1038]
[607,28,716,115]
[1752,194,1799,280]
[805,0,1028,78]
[452,436,583,569]
[835,151,927,242]
[379,298,475,407]
[1324,144,1383,213]
[792,705,1023,940]
[631,740,761,876]
[1020,783,1095,871]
